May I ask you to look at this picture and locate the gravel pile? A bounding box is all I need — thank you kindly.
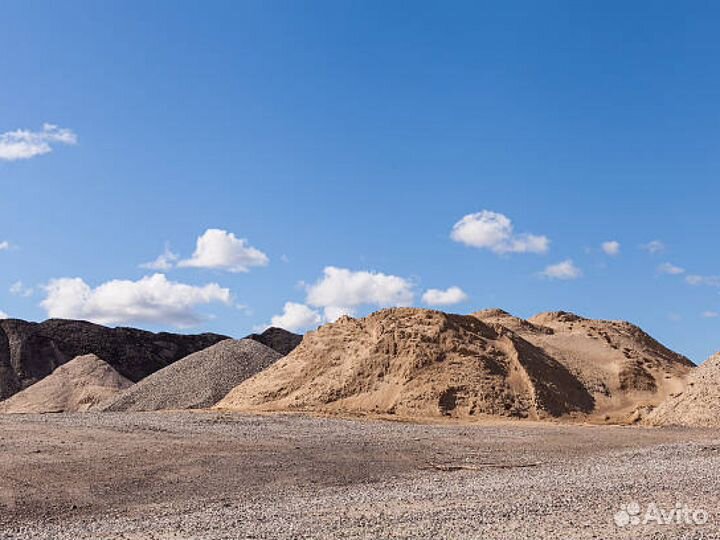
[99,339,281,412]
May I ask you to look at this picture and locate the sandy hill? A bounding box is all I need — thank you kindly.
[100,339,282,412]
[216,308,596,420]
[644,352,720,427]
[0,354,132,414]
[474,309,693,421]
[244,327,303,356]
[0,318,228,400]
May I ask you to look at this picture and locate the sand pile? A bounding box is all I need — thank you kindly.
[101,339,281,412]
[474,309,693,422]
[0,354,132,414]
[245,327,303,356]
[0,318,228,400]
[644,352,720,427]
[216,308,595,420]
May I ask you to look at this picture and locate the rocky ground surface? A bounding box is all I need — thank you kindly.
[1,412,720,539]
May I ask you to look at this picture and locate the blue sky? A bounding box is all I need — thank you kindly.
[0,1,718,362]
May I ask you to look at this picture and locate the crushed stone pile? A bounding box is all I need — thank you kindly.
[645,352,720,427]
[0,317,228,400]
[0,354,132,413]
[101,339,281,412]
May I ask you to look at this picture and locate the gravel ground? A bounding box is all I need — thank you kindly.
[1,412,720,539]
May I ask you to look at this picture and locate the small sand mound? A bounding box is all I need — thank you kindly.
[216,308,594,420]
[100,339,281,412]
[645,353,720,427]
[0,354,132,414]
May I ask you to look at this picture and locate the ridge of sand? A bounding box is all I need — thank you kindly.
[0,354,132,413]
[644,352,720,427]
[216,308,595,420]
[100,339,281,412]
[476,309,694,422]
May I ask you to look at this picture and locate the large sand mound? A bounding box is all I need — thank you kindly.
[0,354,132,413]
[474,309,693,421]
[0,318,228,400]
[100,339,281,412]
[216,308,595,420]
[645,352,720,427]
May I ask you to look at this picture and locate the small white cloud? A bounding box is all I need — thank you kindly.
[686,275,720,287]
[0,124,77,161]
[450,211,549,254]
[421,286,468,306]
[601,241,620,256]
[658,262,685,275]
[0,310,8,319]
[702,311,719,319]
[541,260,582,280]
[40,273,231,327]
[0,241,10,251]
[140,245,180,271]
[269,302,322,332]
[305,266,414,320]
[178,229,269,273]
[9,281,33,297]
[641,240,665,254]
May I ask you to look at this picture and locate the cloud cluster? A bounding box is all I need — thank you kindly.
[0,124,77,161]
[9,281,33,297]
[140,246,180,271]
[451,211,549,254]
[41,273,231,327]
[270,302,322,332]
[601,241,620,256]
[306,266,414,321]
[0,241,10,251]
[541,260,582,280]
[421,286,468,306]
[642,240,665,254]
[658,262,685,275]
[686,275,720,287]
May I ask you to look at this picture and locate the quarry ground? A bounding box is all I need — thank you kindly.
[1,412,720,539]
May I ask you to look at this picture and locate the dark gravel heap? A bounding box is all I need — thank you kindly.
[99,339,281,412]
[0,318,229,400]
[245,327,302,356]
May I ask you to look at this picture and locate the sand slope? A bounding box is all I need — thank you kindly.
[0,354,132,413]
[645,352,720,427]
[217,308,595,420]
[101,339,281,412]
[218,308,692,422]
[474,309,693,421]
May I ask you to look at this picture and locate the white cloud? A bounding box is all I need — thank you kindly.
[0,124,77,161]
[0,241,10,251]
[178,229,269,273]
[601,241,620,256]
[702,311,719,319]
[658,262,685,275]
[641,240,665,254]
[9,281,33,297]
[269,302,322,332]
[305,266,414,322]
[40,273,231,327]
[686,275,720,287]
[0,310,8,319]
[450,211,549,254]
[541,260,582,280]
[422,286,468,306]
[140,245,180,271]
